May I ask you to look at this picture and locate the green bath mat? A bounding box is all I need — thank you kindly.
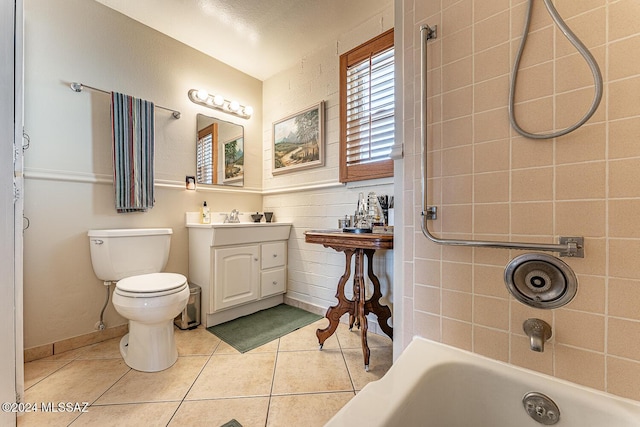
[207,304,322,353]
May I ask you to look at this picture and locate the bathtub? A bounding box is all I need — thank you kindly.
[326,337,640,426]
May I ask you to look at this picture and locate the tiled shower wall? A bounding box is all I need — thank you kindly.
[401,0,640,400]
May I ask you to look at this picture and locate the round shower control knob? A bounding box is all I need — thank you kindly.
[504,253,578,309]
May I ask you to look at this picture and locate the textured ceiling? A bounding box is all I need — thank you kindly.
[95,0,392,81]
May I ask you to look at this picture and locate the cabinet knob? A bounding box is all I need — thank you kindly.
[272,281,278,285]
[273,254,278,258]
[254,257,259,261]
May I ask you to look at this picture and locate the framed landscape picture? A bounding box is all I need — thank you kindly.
[222,137,244,183]
[272,101,324,175]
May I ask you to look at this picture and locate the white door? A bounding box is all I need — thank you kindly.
[1,0,23,425]
[14,0,25,407]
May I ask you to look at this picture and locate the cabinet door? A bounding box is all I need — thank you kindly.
[213,245,259,311]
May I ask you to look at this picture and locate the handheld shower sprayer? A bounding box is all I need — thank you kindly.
[509,0,603,139]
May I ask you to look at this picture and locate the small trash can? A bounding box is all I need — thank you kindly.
[174,283,201,330]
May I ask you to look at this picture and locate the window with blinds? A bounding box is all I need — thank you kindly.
[197,133,213,184]
[197,123,216,184]
[340,28,394,182]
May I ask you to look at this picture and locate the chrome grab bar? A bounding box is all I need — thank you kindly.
[418,25,583,258]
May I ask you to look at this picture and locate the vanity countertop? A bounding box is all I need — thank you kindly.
[186,212,292,246]
[185,211,290,228]
[186,221,292,229]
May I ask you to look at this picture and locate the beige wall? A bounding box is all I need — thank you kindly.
[22,0,396,351]
[23,0,263,349]
[400,0,640,401]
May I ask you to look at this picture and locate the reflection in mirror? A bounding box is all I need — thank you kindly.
[196,114,244,187]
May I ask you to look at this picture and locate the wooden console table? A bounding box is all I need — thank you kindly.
[304,230,393,370]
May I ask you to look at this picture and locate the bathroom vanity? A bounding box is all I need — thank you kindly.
[186,214,292,327]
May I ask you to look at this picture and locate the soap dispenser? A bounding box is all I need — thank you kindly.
[201,201,211,224]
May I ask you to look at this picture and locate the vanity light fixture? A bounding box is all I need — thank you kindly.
[188,88,252,119]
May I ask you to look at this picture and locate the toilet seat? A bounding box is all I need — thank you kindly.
[115,272,187,298]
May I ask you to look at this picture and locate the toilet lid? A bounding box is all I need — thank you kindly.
[116,272,187,294]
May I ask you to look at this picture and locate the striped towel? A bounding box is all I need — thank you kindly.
[111,92,155,213]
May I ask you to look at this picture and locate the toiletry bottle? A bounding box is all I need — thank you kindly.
[201,201,211,224]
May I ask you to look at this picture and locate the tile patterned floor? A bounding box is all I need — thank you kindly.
[19,318,393,426]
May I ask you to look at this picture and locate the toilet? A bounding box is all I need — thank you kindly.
[87,228,189,372]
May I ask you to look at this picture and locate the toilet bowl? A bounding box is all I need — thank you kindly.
[87,228,190,372]
[113,272,189,372]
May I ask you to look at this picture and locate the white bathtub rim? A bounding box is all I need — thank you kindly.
[326,336,640,426]
[406,336,640,404]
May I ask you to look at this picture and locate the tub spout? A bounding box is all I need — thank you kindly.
[523,318,552,352]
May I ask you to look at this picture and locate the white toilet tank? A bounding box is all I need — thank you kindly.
[88,228,173,281]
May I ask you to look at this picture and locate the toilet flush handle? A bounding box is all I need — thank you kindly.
[92,239,104,245]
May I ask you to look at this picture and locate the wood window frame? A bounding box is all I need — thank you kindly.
[339,28,394,183]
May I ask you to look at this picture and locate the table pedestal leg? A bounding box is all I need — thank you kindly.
[316,247,393,370]
[363,249,393,340]
[354,248,370,370]
[316,249,355,349]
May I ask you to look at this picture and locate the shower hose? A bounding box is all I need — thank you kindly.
[509,0,603,139]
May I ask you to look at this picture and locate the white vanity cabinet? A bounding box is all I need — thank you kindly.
[186,219,292,327]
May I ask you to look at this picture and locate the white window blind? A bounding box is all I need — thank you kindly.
[197,133,213,184]
[345,46,395,167]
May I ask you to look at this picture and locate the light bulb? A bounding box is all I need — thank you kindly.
[243,106,253,117]
[229,100,240,112]
[213,95,224,106]
[195,89,209,102]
